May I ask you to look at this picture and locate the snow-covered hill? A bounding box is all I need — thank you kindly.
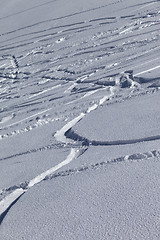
[0,0,160,239]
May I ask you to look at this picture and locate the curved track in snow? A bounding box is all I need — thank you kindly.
[0,0,160,237]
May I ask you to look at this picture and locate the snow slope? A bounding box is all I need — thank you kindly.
[0,0,160,239]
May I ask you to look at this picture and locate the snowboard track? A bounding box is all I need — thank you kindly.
[65,128,160,147]
[0,0,160,229]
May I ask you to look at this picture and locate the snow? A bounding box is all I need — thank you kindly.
[1,157,160,240]
[134,64,160,76]
[0,0,160,239]
[71,91,160,143]
[55,113,85,143]
[0,188,25,217]
[28,148,79,188]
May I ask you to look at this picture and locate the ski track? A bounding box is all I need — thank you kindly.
[0,0,160,227]
[44,149,160,181]
[0,148,79,223]
[0,86,114,221]
[134,64,160,76]
[55,86,115,143]
[1,147,160,221]
[0,86,112,220]
[0,108,52,130]
[28,84,61,99]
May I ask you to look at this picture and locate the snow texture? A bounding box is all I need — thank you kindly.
[0,0,160,239]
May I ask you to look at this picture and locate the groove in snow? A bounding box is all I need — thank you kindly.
[0,148,79,221]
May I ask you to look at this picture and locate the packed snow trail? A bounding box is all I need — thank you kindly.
[0,86,115,223]
[55,86,115,143]
[0,148,79,224]
[28,148,79,188]
[0,71,154,221]
[0,189,25,219]
[0,0,160,238]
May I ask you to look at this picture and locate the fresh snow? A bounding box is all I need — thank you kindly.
[0,0,160,239]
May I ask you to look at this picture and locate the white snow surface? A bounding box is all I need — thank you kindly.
[0,0,160,239]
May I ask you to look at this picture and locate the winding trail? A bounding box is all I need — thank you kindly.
[0,1,160,234]
[0,148,79,224]
[0,70,159,223]
[0,86,114,224]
